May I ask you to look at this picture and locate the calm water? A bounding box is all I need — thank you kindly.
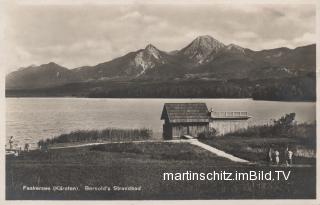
[6,98,316,149]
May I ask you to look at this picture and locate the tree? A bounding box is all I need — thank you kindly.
[273,113,296,137]
[274,113,296,128]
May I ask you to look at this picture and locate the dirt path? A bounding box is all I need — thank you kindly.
[187,139,250,163]
[49,139,183,149]
[49,139,249,163]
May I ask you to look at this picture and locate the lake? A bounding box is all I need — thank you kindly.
[6,98,316,149]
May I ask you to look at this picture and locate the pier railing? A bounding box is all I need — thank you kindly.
[211,111,249,118]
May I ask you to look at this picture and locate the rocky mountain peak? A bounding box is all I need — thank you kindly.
[145,44,157,50]
[180,35,225,63]
[131,44,167,76]
[194,35,219,43]
[144,44,162,59]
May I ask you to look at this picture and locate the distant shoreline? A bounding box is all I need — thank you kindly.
[4,95,316,103]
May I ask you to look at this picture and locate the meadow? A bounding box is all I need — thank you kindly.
[6,141,315,200]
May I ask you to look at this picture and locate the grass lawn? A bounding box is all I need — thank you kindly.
[6,141,316,200]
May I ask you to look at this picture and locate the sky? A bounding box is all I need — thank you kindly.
[2,1,316,73]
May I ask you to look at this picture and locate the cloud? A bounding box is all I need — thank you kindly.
[293,32,316,46]
[237,31,259,39]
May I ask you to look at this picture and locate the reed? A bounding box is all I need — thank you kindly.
[38,128,152,147]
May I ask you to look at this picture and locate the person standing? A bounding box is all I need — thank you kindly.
[275,150,280,165]
[268,147,273,163]
[285,146,289,166]
[288,150,293,165]
[24,143,30,152]
[9,136,14,150]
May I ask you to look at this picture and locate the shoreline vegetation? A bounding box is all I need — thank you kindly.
[5,74,316,102]
[37,128,153,148]
[199,113,316,164]
[5,95,317,103]
[35,113,316,164]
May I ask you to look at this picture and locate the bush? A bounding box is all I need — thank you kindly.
[223,113,315,148]
[197,128,217,140]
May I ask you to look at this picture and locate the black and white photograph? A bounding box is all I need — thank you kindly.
[2,0,318,202]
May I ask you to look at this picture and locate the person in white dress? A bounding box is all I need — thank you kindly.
[275,150,280,165]
[288,150,293,165]
[268,147,273,163]
[9,136,14,150]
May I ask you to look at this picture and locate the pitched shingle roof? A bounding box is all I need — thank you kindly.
[161,103,210,123]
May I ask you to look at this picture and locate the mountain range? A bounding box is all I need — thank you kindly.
[6,35,316,98]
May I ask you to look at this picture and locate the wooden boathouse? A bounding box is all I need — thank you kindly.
[161,103,252,139]
[161,103,210,140]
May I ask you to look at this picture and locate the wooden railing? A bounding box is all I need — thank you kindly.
[211,111,249,118]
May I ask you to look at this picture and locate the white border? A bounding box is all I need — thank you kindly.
[0,0,318,204]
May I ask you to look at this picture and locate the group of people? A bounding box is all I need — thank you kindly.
[268,146,293,166]
[8,136,30,153]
